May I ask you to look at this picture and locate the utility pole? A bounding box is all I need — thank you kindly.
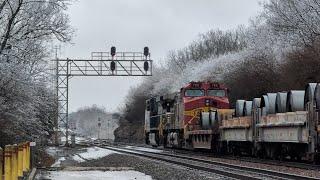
[107,120,110,140]
[54,45,61,146]
[54,46,59,146]
[98,117,101,140]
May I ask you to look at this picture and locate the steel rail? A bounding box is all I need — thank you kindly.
[156,146,320,171]
[120,146,318,180]
[110,141,320,171]
[98,145,317,180]
[101,146,257,180]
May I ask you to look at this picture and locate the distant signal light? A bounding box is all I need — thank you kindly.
[110,61,116,71]
[111,46,116,56]
[144,47,149,57]
[144,61,149,71]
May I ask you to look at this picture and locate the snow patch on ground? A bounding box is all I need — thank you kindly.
[72,147,121,162]
[51,157,66,167]
[40,170,153,180]
[125,146,163,153]
[72,154,84,162]
[46,147,62,156]
[75,136,86,143]
[60,136,70,143]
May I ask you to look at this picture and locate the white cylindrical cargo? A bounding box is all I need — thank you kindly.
[252,98,261,110]
[304,83,317,109]
[314,83,320,109]
[261,95,269,116]
[286,90,305,112]
[244,101,253,116]
[276,92,287,113]
[235,100,245,117]
[267,93,277,114]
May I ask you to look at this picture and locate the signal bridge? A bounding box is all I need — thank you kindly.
[55,47,153,146]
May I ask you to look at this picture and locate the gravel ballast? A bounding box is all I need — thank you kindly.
[39,146,229,180]
[122,144,320,179]
[78,153,229,180]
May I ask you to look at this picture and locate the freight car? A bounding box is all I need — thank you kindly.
[144,82,320,163]
[221,83,320,162]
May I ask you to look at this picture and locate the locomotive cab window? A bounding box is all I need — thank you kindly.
[184,89,204,97]
[207,89,226,97]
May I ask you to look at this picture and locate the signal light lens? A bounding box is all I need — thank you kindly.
[144,47,149,57]
[144,61,149,71]
[111,46,116,56]
[110,61,116,71]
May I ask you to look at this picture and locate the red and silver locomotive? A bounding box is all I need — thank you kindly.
[144,81,233,150]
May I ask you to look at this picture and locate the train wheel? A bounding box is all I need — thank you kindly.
[231,145,239,157]
[315,154,320,165]
[145,133,149,145]
[251,147,256,157]
[258,148,267,159]
[296,155,302,162]
[219,142,227,155]
[279,152,284,161]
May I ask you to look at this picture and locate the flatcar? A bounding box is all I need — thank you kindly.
[221,83,320,162]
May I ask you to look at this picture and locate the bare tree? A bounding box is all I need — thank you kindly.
[167,27,247,70]
[263,0,320,51]
[0,0,72,65]
[0,0,73,144]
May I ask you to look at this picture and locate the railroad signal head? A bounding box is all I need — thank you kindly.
[111,46,116,56]
[144,61,149,71]
[144,47,149,57]
[110,61,116,71]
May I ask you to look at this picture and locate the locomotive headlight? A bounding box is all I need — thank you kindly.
[205,99,210,106]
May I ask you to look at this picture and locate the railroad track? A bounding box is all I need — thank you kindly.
[161,147,320,171]
[221,155,320,171]
[97,140,320,171]
[96,144,317,180]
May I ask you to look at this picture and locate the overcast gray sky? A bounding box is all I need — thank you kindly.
[60,0,263,112]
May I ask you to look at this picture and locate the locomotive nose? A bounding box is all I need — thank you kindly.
[204,97,218,107]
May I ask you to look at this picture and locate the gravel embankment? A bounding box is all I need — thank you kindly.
[78,153,229,180]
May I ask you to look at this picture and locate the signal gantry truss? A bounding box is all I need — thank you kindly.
[56,50,153,146]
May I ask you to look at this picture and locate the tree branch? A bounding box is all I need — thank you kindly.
[0,0,6,14]
[0,0,23,55]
